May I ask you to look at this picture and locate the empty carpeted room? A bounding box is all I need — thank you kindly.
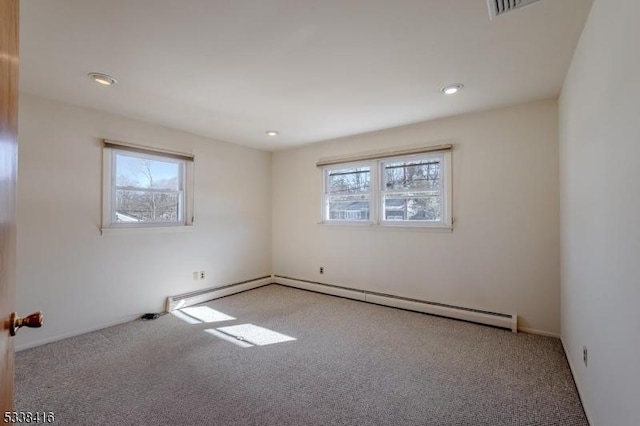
[2,0,639,425]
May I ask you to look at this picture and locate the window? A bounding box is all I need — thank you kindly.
[323,163,371,222]
[381,154,445,224]
[321,149,452,228]
[102,140,194,230]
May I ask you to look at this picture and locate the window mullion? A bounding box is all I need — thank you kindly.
[111,149,117,225]
[115,187,181,194]
[326,192,370,199]
[372,160,380,224]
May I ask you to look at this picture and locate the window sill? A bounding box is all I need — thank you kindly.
[319,221,373,227]
[378,224,453,233]
[318,221,453,232]
[100,224,194,236]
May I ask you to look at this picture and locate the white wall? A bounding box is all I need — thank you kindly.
[273,99,560,334]
[15,93,272,349]
[559,0,640,424]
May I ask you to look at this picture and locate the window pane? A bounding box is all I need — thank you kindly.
[115,190,180,222]
[327,195,370,221]
[115,153,181,191]
[384,160,440,191]
[327,167,370,194]
[384,196,441,221]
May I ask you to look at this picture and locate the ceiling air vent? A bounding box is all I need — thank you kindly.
[487,0,542,19]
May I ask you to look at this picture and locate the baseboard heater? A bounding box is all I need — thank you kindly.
[166,275,272,312]
[274,275,518,333]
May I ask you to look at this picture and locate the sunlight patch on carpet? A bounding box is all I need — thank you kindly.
[181,306,236,323]
[172,306,236,324]
[205,329,255,348]
[205,324,296,348]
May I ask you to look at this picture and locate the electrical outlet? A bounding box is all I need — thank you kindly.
[319,266,324,274]
[583,346,588,367]
[193,271,199,280]
[199,271,205,280]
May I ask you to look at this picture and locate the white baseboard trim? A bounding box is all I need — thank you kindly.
[19,276,560,356]
[15,314,139,352]
[561,337,594,425]
[518,327,560,338]
[275,276,366,302]
[365,293,516,331]
[273,275,517,332]
[166,275,273,311]
[19,276,273,351]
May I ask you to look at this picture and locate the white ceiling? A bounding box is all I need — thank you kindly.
[19,0,593,151]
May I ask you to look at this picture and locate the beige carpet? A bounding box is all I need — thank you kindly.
[15,284,588,425]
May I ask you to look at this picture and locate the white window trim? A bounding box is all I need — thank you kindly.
[379,152,452,228]
[320,151,452,229]
[321,160,375,225]
[102,145,195,233]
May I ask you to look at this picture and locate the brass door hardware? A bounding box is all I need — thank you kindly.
[9,311,43,336]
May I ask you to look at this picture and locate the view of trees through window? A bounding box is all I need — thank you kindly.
[326,166,371,221]
[114,152,183,223]
[383,159,441,221]
[322,152,449,225]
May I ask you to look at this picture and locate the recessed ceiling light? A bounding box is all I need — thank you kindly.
[441,83,464,95]
[266,130,279,136]
[88,72,118,86]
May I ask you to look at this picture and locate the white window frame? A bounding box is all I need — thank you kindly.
[322,161,374,225]
[320,151,452,229]
[379,152,452,228]
[102,144,194,231]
